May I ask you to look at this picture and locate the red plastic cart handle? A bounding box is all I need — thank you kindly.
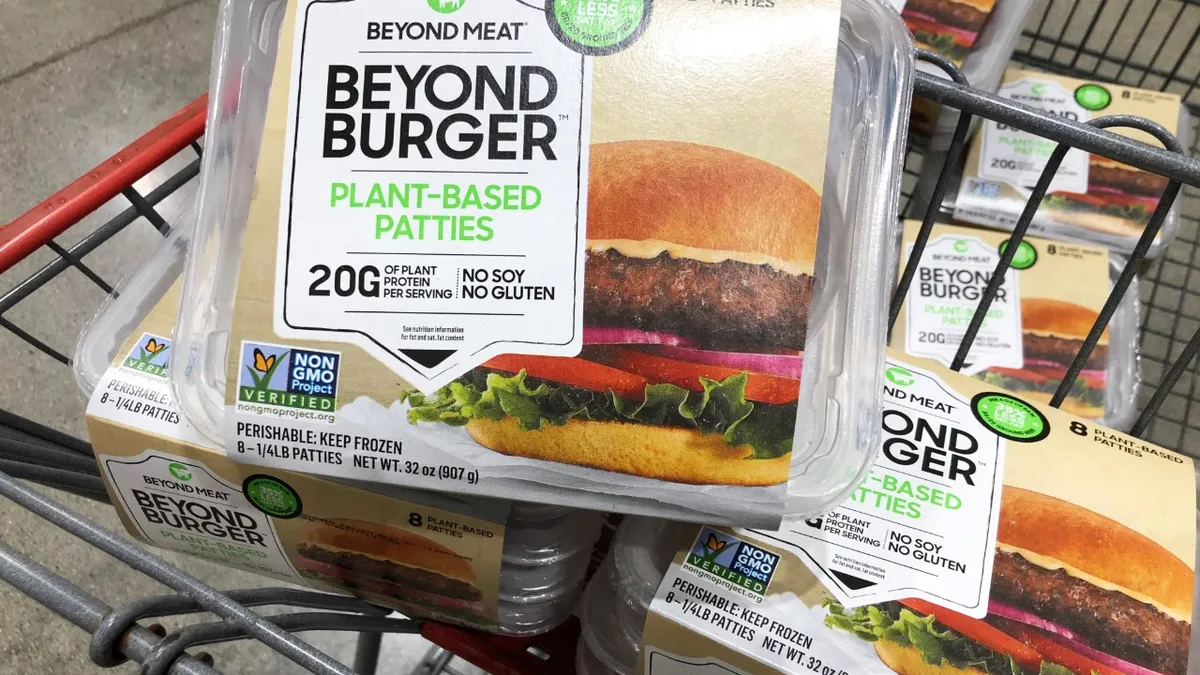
[0,95,208,276]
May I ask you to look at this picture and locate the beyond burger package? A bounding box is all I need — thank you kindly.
[952,68,1189,258]
[170,0,914,525]
[892,221,1140,430]
[77,232,603,637]
[599,355,1198,675]
[908,0,1036,141]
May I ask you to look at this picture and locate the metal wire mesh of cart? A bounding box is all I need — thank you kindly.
[1005,0,1200,469]
[2,32,1200,675]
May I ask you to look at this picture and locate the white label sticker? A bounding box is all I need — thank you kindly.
[905,236,1024,375]
[101,451,301,582]
[650,527,861,674]
[757,360,1006,618]
[275,0,592,393]
[980,78,1091,195]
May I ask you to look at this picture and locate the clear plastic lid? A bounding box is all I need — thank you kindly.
[943,106,1189,260]
[497,588,578,638]
[922,0,1036,144]
[580,558,639,675]
[502,511,604,567]
[171,0,912,521]
[576,637,621,675]
[1104,255,1141,431]
[73,193,196,396]
[499,547,589,604]
[611,517,691,612]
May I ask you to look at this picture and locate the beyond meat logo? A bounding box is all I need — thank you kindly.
[684,527,779,598]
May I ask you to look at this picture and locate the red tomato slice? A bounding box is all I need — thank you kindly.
[482,354,648,400]
[898,600,1043,673]
[602,347,800,405]
[1002,623,1124,675]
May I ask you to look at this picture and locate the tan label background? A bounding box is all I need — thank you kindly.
[641,353,1196,670]
[891,220,1112,365]
[226,0,840,402]
[961,67,1183,204]
[88,284,508,628]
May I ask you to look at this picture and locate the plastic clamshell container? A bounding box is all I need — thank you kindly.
[914,107,1191,261]
[576,638,621,675]
[580,557,641,675]
[920,0,1036,142]
[1104,255,1141,431]
[171,0,912,522]
[72,218,600,637]
[73,194,196,396]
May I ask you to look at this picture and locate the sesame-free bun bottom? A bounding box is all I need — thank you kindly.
[465,418,790,487]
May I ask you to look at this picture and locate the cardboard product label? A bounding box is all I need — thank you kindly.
[224,0,843,524]
[954,68,1182,249]
[641,352,1197,675]
[87,287,510,631]
[273,0,591,392]
[979,78,1091,194]
[895,222,1115,420]
[904,235,1023,374]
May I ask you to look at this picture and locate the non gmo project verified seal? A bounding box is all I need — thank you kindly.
[684,527,780,601]
[237,341,340,417]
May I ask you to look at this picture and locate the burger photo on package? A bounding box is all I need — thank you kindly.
[289,518,488,623]
[902,0,996,64]
[1040,158,1171,236]
[824,487,1193,675]
[977,299,1108,419]
[400,141,814,487]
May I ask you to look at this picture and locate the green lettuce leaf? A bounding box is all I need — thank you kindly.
[400,369,795,460]
[976,371,1106,410]
[1041,193,1153,226]
[823,601,1023,675]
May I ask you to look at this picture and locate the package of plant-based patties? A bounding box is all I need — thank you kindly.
[83,278,603,637]
[952,67,1188,258]
[630,353,1197,675]
[892,221,1140,430]
[170,0,913,525]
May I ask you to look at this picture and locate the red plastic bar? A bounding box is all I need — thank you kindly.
[422,619,581,675]
[0,95,208,275]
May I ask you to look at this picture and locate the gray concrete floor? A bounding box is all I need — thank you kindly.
[0,2,483,673]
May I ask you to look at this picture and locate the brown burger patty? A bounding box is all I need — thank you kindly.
[296,544,482,602]
[991,550,1189,674]
[905,0,990,32]
[1022,334,1108,372]
[584,250,812,350]
[1090,164,1170,198]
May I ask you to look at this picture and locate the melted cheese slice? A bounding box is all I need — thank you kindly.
[587,239,813,276]
[1000,543,1190,622]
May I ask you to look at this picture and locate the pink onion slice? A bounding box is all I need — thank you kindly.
[647,345,804,380]
[988,602,1085,643]
[988,602,1165,675]
[583,327,695,347]
[1021,360,1108,382]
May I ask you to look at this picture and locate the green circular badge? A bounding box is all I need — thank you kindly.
[548,0,652,55]
[243,475,303,519]
[998,239,1038,270]
[1075,84,1112,111]
[971,392,1050,443]
[427,0,465,14]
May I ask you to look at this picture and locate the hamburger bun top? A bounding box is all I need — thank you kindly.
[586,141,821,274]
[1021,298,1108,344]
[1090,156,1144,172]
[945,0,996,13]
[998,487,1193,622]
[297,518,476,585]
[873,641,986,675]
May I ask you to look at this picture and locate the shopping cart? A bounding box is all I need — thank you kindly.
[1,0,1199,672]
